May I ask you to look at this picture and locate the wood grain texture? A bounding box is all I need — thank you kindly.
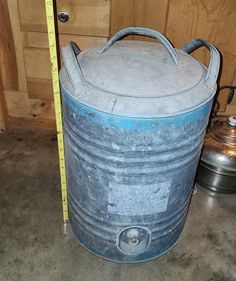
[27,78,53,100]
[110,0,134,35]
[111,0,169,41]
[22,32,107,100]
[18,0,47,32]
[5,90,55,120]
[8,117,56,129]
[218,105,236,116]
[19,0,110,36]
[0,0,18,90]
[0,100,6,132]
[57,0,111,36]
[224,70,236,115]
[132,0,169,34]
[23,32,107,49]
[58,34,107,48]
[3,0,110,129]
[24,48,51,80]
[229,70,236,106]
[0,71,7,132]
[165,0,236,111]
[7,0,27,91]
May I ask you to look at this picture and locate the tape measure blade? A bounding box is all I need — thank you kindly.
[45,0,69,223]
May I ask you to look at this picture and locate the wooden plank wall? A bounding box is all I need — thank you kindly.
[2,0,110,130]
[111,0,169,35]
[0,72,7,132]
[0,0,18,91]
[111,0,236,112]
[1,0,235,130]
[0,0,18,132]
[165,0,236,111]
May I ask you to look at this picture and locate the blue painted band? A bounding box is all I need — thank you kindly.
[61,88,213,130]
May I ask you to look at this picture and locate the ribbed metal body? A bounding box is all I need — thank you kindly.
[62,89,212,262]
[60,27,220,262]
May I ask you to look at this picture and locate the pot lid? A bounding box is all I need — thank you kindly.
[211,116,236,145]
[60,28,220,118]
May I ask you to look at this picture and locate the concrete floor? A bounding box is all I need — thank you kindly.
[0,129,236,281]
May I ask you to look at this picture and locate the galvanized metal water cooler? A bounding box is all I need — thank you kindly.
[59,28,220,262]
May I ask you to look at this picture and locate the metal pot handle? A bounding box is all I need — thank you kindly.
[99,27,178,65]
[182,39,220,88]
[61,42,86,89]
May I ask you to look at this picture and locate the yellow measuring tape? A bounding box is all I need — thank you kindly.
[44,0,69,228]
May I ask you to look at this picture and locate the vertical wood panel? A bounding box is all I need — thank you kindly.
[133,0,169,33]
[18,0,47,32]
[7,0,27,91]
[165,0,236,111]
[110,0,134,35]
[230,71,236,106]
[0,0,18,90]
[0,71,7,132]
[111,0,169,41]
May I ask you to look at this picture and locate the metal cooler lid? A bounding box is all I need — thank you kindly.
[60,28,220,118]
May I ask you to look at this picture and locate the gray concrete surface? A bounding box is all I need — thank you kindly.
[0,129,236,281]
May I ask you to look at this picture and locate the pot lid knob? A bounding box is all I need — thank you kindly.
[228,116,236,127]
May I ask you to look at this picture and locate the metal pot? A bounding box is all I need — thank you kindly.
[196,116,236,193]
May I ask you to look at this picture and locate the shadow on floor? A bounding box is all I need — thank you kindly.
[0,129,236,281]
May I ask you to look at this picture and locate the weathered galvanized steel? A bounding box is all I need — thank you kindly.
[60,28,220,263]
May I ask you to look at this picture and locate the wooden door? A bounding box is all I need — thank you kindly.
[2,0,110,129]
